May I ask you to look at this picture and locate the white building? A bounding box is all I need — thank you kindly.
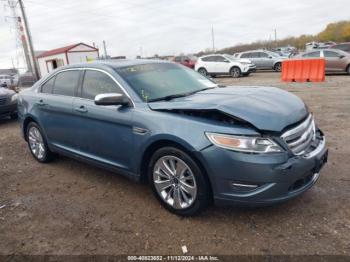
[36,43,99,77]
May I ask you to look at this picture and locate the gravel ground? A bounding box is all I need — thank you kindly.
[0,72,349,256]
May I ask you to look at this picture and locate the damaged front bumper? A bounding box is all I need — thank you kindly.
[197,134,328,206]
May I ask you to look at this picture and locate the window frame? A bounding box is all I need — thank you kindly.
[51,69,83,97]
[38,67,137,108]
[39,68,82,97]
[323,50,341,58]
[79,69,127,101]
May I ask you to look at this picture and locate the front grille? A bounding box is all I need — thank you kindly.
[281,114,316,155]
[0,97,7,105]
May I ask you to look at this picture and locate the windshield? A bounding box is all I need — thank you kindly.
[115,63,217,102]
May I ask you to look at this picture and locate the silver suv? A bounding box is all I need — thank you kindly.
[235,50,285,72]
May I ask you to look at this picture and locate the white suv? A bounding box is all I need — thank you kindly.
[195,54,256,78]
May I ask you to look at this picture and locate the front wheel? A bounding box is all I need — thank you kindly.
[347,65,350,75]
[26,122,54,163]
[230,67,241,78]
[148,147,210,216]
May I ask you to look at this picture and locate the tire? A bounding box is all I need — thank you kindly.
[274,62,282,72]
[347,65,350,75]
[26,122,54,163]
[148,147,210,216]
[197,68,208,77]
[230,67,241,78]
[10,112,18,119]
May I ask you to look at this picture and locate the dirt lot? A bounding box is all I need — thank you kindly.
[0,72,349,256]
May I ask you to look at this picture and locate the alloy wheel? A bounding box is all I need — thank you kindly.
[28,126,46,160]
[231,67,241,78]
[153,156,197,210]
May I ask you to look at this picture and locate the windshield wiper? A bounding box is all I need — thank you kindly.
[148,87,216,102]
[148,92,193,102]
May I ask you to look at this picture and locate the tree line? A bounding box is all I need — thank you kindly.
[196,20,350,56]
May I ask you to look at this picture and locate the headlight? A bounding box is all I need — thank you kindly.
[240,62,251,65]
[205,132,283,153]
[11,94,18,103]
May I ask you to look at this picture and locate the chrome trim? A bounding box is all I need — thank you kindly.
[38,67,136,107]
[281,114,316,155]
[281,114,313,140]
[132,127,148,135]
[303,137,326,159]
[312,172,320,182]
[232,183,258,189]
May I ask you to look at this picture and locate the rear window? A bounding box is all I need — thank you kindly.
[240,53,251,58]
[41,76,55,94]
[303,51,320,58]
[324,51,340,58]
[53,70,80,97]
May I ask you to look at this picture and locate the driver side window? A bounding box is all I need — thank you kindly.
[82,70,123,100]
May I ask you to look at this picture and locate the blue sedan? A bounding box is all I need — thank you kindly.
[18,60,328,216]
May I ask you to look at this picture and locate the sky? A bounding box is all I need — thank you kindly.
[0,0,349,69]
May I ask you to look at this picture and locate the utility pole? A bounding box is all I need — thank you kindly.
[103,40,108,59]
[18,0,40,79]
[17,16,33,73]
[211,26,215,52]
[274,29,277,47]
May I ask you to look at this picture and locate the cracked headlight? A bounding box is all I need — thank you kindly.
[206,132,283,153]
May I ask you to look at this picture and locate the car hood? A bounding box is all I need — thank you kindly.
[148,86,308,132]
[0,87,15,97]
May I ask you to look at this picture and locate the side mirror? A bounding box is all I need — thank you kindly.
[223,60,230,63]
[269,56,273,59]
[339,55,345,59]
[94,93,130,106]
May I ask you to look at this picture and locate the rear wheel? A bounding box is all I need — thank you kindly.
[198,68,208,77]
[148,147,210,216]
[347,65,350,75]
[230,67,241,78]
[274,62,282,72]
[26,122,54,163]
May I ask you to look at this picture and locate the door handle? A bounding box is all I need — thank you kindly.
[35,99,47,106]
[75,105,88,113]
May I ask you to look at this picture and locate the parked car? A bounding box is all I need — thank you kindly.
[234,50,285,72]
[328,42,350,53]
[173,56,197,69]
[295,49,350,74]
[0,86,18,119]
[195,54,256,78]
[18,72,36,87]
[0,74,15,87]
[18,60,328,216]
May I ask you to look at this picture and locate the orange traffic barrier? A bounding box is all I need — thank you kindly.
[281,58,325,82]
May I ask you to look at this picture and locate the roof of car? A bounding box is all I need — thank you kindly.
[64,59,171,70]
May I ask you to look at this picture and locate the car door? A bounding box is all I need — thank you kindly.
[201,56,216,73]
[214,55,230,73]
[259,52,274,69]
[323,50,346,71]
[72,69,134,170]
[248,52,261,69]
[34,69,82,150]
